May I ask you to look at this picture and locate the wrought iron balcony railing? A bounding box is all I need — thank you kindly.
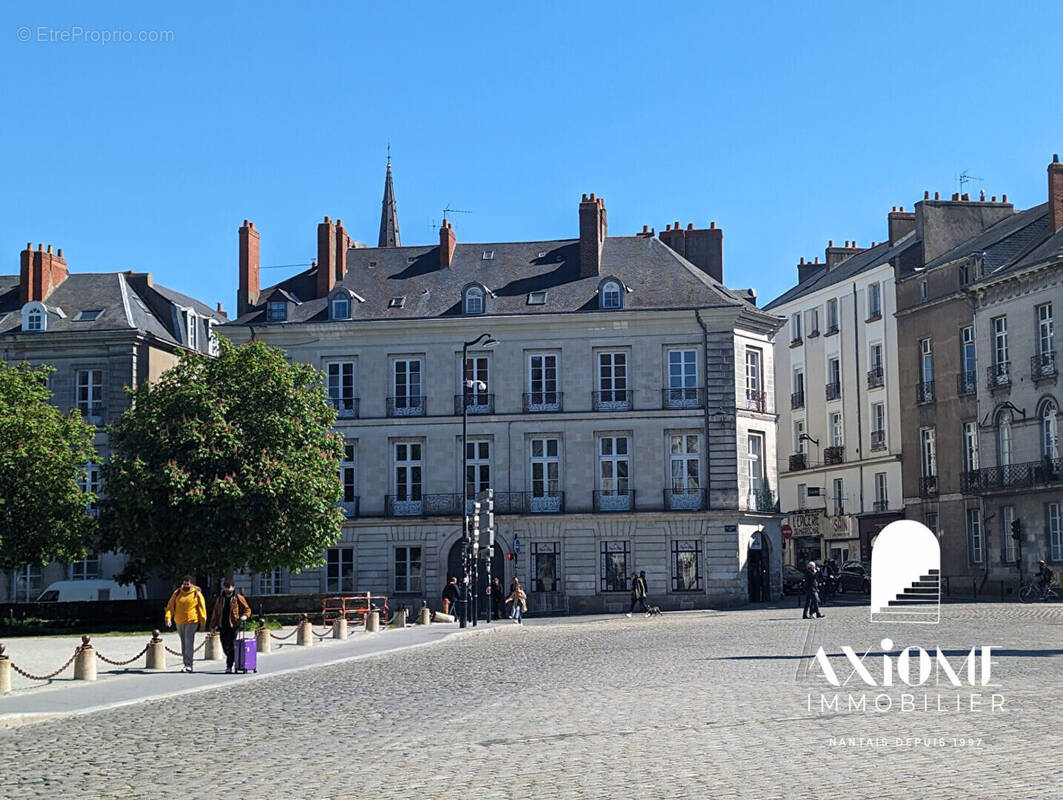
[824,445,845,465]
[662,387,705,410]
[593,489,635,512]
[987,362,1011,390]
[522,391,563,413]
[339,497,360,518]
[919,475,938,497]
[825,382,842,401]
[527,491,564,514]
[867,366,884,389]
[744,389,767,413]
[329,397,360,419]
[385,493,460,517]
[1032,352,1057,380]
[962,457,1063,493]
[387,396,426,417]
[455,393,495,415]
[791,391,805,410]
[870,429,886,451]
[789,453,808,472]
[749,488,778,512]
[957,371,977,396]
[916,381,935,404]
[593,389,632,412]
[663,487,707,511]
[872,499,889,512]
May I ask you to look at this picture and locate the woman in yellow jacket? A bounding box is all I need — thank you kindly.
[165,575,207,672]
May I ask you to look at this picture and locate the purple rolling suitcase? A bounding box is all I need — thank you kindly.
[234,631,257,673]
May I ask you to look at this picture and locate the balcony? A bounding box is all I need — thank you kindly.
[789,453,808,472]
[663,487,707,511]
[825,323,839,336]
[385,493,460,517]
[744,389,767,413]
[962,457,1063,493]
[329,397,359,419]
[790,336,803,347]
[522,391,563,413]
[387,396,426,417]
[1032,352,1057,381]
[339,497,360,518]
[919,476,938,497]
[593,389,632,412]
[662,387,705,410]
[527,491,564,513]
[866,309,882,323]
[749,488,779,512]
[489,491,528,515]
[867,366,884,389]
[872,499,889,512]
[454,393,495,415]
[956,371,977,396]
[825,382,842,401]
[824,445,844,465]
[79,402,104,426]
[870,429,886,451]
[593,489,635,512]
[917,381,935,405]
[790,390,805,410]
[987,362,1011,390]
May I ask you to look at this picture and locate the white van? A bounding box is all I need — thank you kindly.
[36,580,137,602]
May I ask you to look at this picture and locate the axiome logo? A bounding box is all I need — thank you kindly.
[870,520,940,624]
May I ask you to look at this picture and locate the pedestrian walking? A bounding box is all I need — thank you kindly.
[506,578,527,624]
[626,571,649,617]
[208,580,252,674]
[442,576,461,616]
[490,576,505,620]
[802,561,824,620]
[165,575,207,672]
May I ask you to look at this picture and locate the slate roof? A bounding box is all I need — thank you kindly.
[918,203,1049,275]
[230,235,777,326]
[0,272,225,352]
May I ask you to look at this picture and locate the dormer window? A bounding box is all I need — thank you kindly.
[464,286,485,315]
[600,280,622,310]
[331,295,351,320]
[389,297,405,309]
[207,320,219,356]
[187,311,198,349]
[527,291,548,305]
[267,300,287,322]
[22,302,47,332]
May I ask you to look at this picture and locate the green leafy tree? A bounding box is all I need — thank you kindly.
[0,362,98,571]
[99,339,344,583]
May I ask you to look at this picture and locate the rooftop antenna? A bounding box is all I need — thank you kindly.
[432,204,472,232]
[959,170,983,194]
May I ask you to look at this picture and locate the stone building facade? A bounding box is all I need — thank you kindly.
[222,182,783,612]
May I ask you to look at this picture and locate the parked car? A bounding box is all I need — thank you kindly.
[837,562,871,594]
[36,580,137,602]
[782,564,807,595]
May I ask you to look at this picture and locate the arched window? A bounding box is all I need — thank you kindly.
[464,286,484,315]
[331,295,351,320]
[997,409,1013,467]
[22,302,46,332]
[600,280,622,310]
[1043,400,1059,460]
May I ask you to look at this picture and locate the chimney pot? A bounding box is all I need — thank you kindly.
[37,243,43,251]
[1055,154,1060,163]
[900,206,904,212]
[924,191,930,199]
[642,224,649,233]
[687,223,694,230]
[829,239,834,247]
[1002,194,1008,202]
[582,193,588,201]
[217,302,224,313]
[991,196,997,202]
[57,248,62,257]
[579,192,607,277]
[673,221,679,229]
[46,244,52,254]
[979,190,986,201]
[934,192,940,200]
[799,257,805,265]
[323,216,330,223]
[962,193,970,201]
[709,221,716,229]
[814,256,820,264]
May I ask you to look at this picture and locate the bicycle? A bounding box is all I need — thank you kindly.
[1019,580,1059,603]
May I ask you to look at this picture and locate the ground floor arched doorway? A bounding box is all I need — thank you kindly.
[747,530,772,602]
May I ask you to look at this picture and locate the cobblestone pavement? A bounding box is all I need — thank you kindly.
[2,603,1061,799]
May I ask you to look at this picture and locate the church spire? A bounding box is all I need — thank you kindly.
[378,151,401,248]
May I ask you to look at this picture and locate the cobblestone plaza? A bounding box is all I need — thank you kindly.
[2,602,1060,799]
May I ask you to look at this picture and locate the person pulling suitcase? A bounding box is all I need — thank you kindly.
[209,580,252,674]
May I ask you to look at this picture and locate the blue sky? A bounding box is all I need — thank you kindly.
[1,1,1061,312]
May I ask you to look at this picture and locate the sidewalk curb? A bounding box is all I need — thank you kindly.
[0,623,519,729]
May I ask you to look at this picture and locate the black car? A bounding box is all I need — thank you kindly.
[782,564,807,595]
[838,561,871,594]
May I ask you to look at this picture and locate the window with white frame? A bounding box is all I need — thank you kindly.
[77,461,101,515]
[920,338,933,385]
[920,427,937,477]
[393,442,423,505]
[745,348,762,406]
[671,540,703,592]
[997,409,1013,467]
[529,438,561,509]
[667,349,698,405]
[826,298,839,331]
[527,353,559,407]
[919,281,928,302]
[259,569,284,595]
[992,316,1008,366]
[266,300,286,322]
[867,282,882,319]
[963,421,979,472]
[69,554,100,581]
[340,443,356,510]
[790,312,803,341]
[961,326,976,391]
[669,434,700,491]
[465,440,491,500]
[869,342,883,374]
[392,358,423,412]
[326,361,356,415]
[326,547,354,593]
[827,356,841,392]
[394,546,423,593]
[830,411,843,447]
[1002,505,1017,563]
[925,511,939,536]
[794,419,806,453]
[1043,400,1059,460]
[207,320,219,356]
[597,351,629,406]
[871,402,885,435]
[186,311,198,349]
[874,472,887,509]
[464,355,490,406]
[531,542,560,591]
[600,541,630,592]
[1049,502,1062,561]
[967,508,983,564]
[1038,303,1054,357]
[807,308,819,335]
[464,286,485,315]
[599,436,630,495]
[832,477,845,515]
[797,483,807,509]
[792,366,805,404]
[13,565,41,602]
[600,281,622,310]
[747,432,764,495]
[76,369,103,421]
[331,295,351,320]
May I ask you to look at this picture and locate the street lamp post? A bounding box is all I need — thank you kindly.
[460,333,499,629]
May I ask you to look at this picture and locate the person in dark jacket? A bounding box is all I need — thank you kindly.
[442,577,461,616]
[490,577,505,620]
[802,561,824,619]
[626,571,649,617]
[208,580,252,673]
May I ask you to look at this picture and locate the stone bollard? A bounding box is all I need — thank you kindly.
[0,644,10,694]
[146,630,166,670]
[74,635,97,681]
[393,608,408,629]
[204,631,223,661]
[256,620,271,654]
[417,606,431,625]
[297,614,313,647]
[333,618,348,640]
[366,610,380,633]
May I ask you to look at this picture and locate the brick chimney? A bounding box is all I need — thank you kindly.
[1049,154,1063,232]
[797,256,824,284]
[659,221,685,256]
[317,216,337,297]
[19,243,68,305]
[825,240,865,271]
[888,206,916,245]
[334,219,348,283]
[238,220,260,317]
[578,193,607,278]
[658,222,724,283]
[439,219,456,267]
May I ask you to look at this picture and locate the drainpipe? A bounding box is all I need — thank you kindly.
[852,284,865,521]
[964,288,991,591]
[695,310,712,510]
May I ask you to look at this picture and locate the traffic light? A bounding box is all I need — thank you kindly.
[506,551,515,561]
[486,489,495,548]
[1011,518,1022,540]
